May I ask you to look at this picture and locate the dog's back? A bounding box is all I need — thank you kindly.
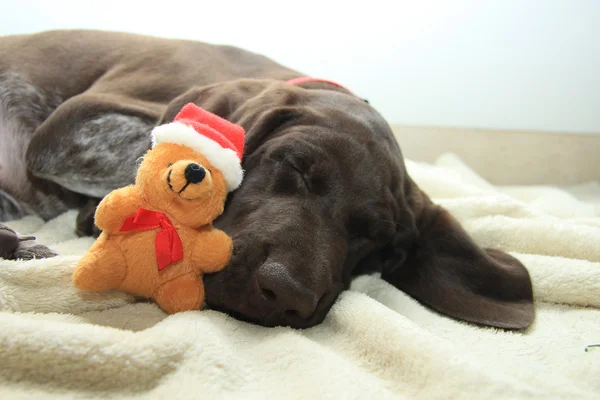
[0,30,299,221]
[0,30,298,96]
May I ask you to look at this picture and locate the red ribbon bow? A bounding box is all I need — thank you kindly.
[119,208,184,271]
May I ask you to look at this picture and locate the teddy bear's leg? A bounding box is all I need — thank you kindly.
[72,236,127,291]
[154,274,204,314]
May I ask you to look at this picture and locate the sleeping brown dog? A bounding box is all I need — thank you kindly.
[0,30,534,329]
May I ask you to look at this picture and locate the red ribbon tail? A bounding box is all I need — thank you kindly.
[156,229,171,270]
[155,226,184,271]
[171,231,184,265]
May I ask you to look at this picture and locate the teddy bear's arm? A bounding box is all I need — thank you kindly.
[191,228,233,274]
[94,186,141,233]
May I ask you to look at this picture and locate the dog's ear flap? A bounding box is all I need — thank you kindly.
[381,205,534,329]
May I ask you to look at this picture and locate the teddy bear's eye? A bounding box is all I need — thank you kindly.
[168,163,173,167]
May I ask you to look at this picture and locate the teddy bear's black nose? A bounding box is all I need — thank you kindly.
[184,163,206,184]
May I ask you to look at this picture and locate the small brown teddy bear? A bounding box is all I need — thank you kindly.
[72,103,245,314]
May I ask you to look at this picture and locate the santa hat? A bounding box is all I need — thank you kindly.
[151,103,245,192]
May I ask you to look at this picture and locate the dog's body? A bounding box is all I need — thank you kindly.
[0,30,535,329]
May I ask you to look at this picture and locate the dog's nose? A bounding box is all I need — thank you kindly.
[184,163,206,184]
[255,262,320,319]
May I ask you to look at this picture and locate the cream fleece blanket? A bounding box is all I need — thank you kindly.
[1,153,599,400]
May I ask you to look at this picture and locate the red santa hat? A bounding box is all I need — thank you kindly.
[151,103,245,192]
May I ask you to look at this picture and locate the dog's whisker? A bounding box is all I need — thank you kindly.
[256,221,275,241]
[376,218,400,227]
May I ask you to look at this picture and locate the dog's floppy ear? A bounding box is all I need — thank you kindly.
[381,202,534,329]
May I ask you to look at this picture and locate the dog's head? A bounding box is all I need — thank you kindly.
[160,79,534,329]
[135,143,228,227]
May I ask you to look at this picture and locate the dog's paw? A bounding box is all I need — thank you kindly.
[76,198,102,238]
[12,240,58,260]
[0,224,58,260]
[0,225,20,259]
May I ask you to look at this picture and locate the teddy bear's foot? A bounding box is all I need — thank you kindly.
[154,274,204,314]
[0,224,58,260]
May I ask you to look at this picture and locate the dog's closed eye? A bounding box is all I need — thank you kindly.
[284,160,312,190]
[270,156,313,195]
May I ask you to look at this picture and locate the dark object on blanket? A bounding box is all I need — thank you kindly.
[0,224,58,260]
[0,30,534,329]
[0,225,19,259]
[585,344,600,352]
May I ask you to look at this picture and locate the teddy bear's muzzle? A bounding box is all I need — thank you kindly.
[184,163,206,184]
[167,162,213,200]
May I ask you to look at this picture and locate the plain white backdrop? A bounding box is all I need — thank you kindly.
[1,0,599,134]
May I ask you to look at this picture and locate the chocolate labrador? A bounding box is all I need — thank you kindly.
[0,30,534,329]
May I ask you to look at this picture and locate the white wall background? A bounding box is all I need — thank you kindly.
[1,0,599,134]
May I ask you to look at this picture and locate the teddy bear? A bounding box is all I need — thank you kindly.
[72,103,245,314]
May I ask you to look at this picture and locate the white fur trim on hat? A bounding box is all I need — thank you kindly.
[151,122,244,192]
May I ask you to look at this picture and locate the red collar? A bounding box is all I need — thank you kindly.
[285,77,353,94]
[285,77,369,104]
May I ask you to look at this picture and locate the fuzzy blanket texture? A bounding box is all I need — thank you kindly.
[1,153,599,399]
